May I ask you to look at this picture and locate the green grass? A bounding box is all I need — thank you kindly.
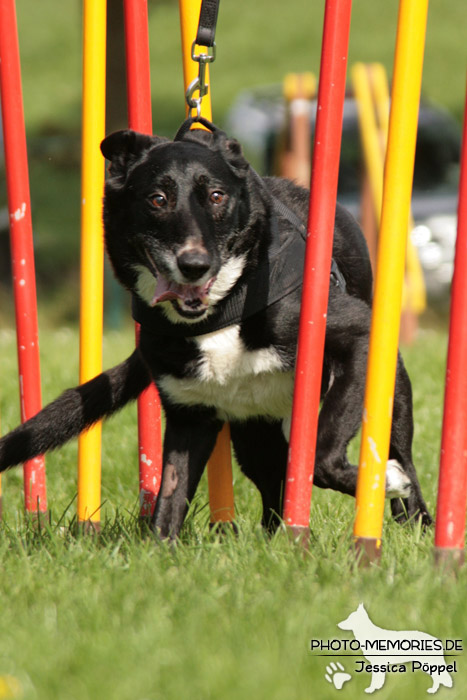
[1,326,467,700]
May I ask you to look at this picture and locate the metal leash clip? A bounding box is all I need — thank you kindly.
[185,41,216,119]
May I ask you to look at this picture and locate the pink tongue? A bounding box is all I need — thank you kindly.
[150,274,211,307]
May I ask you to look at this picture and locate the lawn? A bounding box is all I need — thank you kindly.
[1,326,466,700]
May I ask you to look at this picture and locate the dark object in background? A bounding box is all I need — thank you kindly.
[225,87,461,307]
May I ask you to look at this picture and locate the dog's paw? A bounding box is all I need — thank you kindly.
[325,662,352,690]
[385,460,411,498]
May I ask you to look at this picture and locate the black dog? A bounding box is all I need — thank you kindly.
[0,119,431,538]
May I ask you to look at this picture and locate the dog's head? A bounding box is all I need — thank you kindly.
[101,125,263,324]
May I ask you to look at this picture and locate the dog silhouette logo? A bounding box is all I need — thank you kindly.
[336,603,454,694]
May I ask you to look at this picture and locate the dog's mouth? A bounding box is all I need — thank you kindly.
[144,251,216,317]
[151,275,216,316]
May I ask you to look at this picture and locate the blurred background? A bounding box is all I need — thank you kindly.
[1,0,467,327]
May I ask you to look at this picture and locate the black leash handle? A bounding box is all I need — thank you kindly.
[196,0,220,48]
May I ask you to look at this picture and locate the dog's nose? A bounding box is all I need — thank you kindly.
[176,249,211,282]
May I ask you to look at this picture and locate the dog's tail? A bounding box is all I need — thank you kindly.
[0,349,151,472]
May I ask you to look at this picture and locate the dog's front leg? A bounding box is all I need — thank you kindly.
[151,408,222,540]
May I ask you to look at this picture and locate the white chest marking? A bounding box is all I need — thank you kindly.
[158,324,294,422]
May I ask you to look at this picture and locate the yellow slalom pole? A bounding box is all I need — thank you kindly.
[77,0,107,527]
[179,0,212,122]
[351,63,384,218]
[370,63,390,144]
[179,0,234,524]
[352,62,426,321]
[371,63,426,317]
[353,0,429,561]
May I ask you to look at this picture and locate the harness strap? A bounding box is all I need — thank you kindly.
[250,168,346,293]
[330,258,347,291]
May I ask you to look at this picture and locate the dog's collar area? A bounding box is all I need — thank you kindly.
[330,258,347,291]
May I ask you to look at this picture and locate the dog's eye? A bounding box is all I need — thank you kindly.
[209,191,225,205]
[150,193,167,208]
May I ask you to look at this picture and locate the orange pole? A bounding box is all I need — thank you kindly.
[281,73,316,187]
[207,424,235,523]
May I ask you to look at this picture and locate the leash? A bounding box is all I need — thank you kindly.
[195,0,220,47]
[185,0,220,119]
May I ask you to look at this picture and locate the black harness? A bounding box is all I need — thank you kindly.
[132,119,346,339]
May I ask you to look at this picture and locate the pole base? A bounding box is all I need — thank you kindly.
[137,514,154,536]
[25,509,49,530]
[354,537,381,566]
[286,525,310,549]
[78,520,101,535]
[434,547,464,570]
[209,520,238,536]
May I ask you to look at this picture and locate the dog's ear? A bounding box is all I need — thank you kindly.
[224,138,249,176]
[100,130,165,178]
[214,134,249,179]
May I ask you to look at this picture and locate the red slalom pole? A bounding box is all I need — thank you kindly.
[434,79,467,568]
[123,0,163,518]
[124,0,152,133]
[283,0,352,539]
[0,0,47,514]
